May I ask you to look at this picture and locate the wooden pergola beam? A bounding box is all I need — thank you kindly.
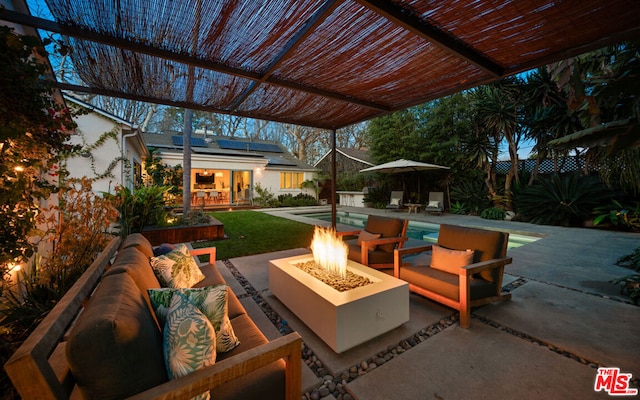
[0,8,390,113]
[355,0,504,78]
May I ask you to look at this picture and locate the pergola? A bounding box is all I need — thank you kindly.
[3,0,640,223]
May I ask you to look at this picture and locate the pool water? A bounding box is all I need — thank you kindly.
[301,212,539,248]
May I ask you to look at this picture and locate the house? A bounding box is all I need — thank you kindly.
[314,147,374,178]
[63,94,148,194]
[143,131,317,205]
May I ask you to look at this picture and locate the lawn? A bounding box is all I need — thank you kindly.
[192,210,315,260]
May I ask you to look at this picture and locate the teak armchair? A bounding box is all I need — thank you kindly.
[337,215,408,269]
[394,224,512,328]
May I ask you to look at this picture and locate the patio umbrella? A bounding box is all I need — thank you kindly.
[360,159,449,203]
[359,159,449,174]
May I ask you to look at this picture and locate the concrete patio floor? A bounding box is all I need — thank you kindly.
[216,207,640,399]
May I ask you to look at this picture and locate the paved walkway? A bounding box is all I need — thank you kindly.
[219,206,640,399]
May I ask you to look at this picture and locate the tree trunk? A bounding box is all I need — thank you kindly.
[182,109,192,213]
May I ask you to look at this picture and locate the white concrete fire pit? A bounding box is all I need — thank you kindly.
[269,254,409,353]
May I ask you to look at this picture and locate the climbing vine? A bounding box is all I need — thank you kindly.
[0,27,79,277]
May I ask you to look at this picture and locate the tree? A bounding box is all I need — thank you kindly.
[0,27,78,274]
[473,77,526,206]
[522,67,582,185]
[367,109,425,163]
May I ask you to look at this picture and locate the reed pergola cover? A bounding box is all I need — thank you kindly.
[7,0,640,130]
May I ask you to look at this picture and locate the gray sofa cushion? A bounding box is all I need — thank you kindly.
[66,272,167,400]
[119,232,154,258]
[215,314,286,400]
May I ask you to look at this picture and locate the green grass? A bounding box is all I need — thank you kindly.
[192,210,314,260]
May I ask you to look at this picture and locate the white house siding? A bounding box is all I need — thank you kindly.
[259,168,316,198]
[65,113,123,194]
[158,151,316,201]
[63,95,148,194]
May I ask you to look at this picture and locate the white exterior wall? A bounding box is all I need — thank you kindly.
[160,151,316,199]
[260,169,317,198]
[65,112,125,194]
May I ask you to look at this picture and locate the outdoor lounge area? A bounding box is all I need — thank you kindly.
[256,206,640,399]
[3,1,640,399]
[4,206,640,399]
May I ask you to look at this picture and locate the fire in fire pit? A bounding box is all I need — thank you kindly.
[294,226,372,292]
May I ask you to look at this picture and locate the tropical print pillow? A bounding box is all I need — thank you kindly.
[150,243,205,288]
[163,292,216,400]
[149,285,240,353]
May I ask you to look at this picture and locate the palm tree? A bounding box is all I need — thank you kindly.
[473,77,525,207]
[522,68,583,184]
[461,119,499,197]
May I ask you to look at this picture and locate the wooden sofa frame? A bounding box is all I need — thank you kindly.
[4,237,302,400]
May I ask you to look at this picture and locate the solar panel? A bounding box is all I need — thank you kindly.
[266,156,297,166]
[217,139,249,151]
[217,139,284,153]
[172,135,207,147]
[250,142,284,152]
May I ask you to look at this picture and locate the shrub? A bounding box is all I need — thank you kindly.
[277,193,318,207]
[253,183,279,208]
[177,210,212,226]
[616,247,640,272]
[610,246,640,304]
[363,187,390,209]
[105,185,169,236]
[481,207,506,220]
[515,174,612,226]
[450,180,491,215]
[1,177,117,339]
[0,27,80,272]
[449,201,467,215]
[593,200,640,232]
[611,275,640,304]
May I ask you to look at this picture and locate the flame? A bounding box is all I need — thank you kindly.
[311,226,348,279]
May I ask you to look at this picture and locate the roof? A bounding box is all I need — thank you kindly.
[314,147,373,167]
[143,132,316,170]
[63,93,137,129]
[5,1,640,130]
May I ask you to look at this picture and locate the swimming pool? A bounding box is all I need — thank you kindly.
[301,212,540,248]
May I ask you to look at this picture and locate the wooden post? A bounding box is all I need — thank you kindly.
[331,129,337,229]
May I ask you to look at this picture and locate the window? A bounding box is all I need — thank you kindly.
[280,172,304,189]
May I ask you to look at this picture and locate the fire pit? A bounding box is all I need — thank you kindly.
[269,227,409,353]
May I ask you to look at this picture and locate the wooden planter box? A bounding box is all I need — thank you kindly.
[141,218,225,245]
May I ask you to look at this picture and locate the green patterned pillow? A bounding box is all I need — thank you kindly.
[150,243,205,288]
[163,292,216,400]
[149,285,240,353]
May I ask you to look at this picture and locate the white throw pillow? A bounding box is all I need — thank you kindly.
[428,200,440,208]
[151,244,205,288]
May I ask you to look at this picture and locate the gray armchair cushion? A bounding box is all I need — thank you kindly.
[437,224,507,282]
[364,215,404,253]
[399,265,498,301]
